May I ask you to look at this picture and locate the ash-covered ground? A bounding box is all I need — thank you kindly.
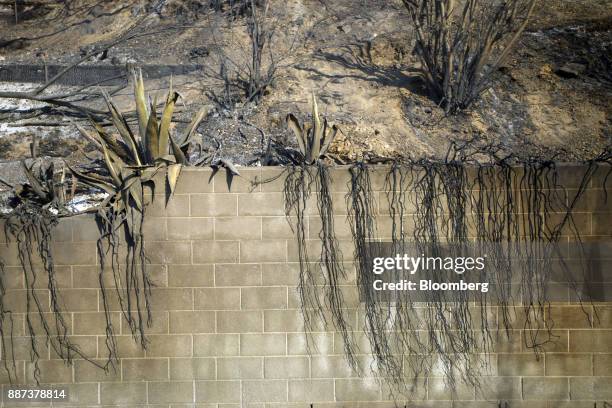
[0,0,610,188]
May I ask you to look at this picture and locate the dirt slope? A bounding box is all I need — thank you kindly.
[0,0,610,165]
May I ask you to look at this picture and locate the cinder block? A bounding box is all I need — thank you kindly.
[50,336,97,359]
[0,243,22,266]
[523,377,569,400]
[168,264,214,287]
[147,193,190,217]
[594,305,612,328]
[58,289,98,311]
[52,218,73,242]
[169,311,215,333]
[593,353,612,376]
[217,311,263,333]
[191,194,237,217]
[239,193,285,216]
[326,193,353,217]
[328,168,352,192]
[570,377,612,400]
[288,379,335,402]
[73,312,120,335]
[0,362,25,385]
[383,378,428,401]
[193,240,239,264]
[311,355,359,379]
[74,359,121,382]
[309,215,353,240]
[215,264,261,286]
[121,311,168,335]
[195,288,241,310]
[264,356,309,379]
[475,377,521,400]
[213,168,261,193]
[242,380,288,403]
[498,353,544,376]
[240,333,287,356]
[259,168,286,192]
[264,310,304,332]
[240,240,287,263]
[122,358,169,381]
[100,382,147,405]
[70,215,100,242]
[3,289,35,313]
[147,381,194,404]
[142,216,167,240]
[335,378,381,401]
[218,357,263,379]
[242,287,288,310]
[287,333,333,355]
[593,213,612,235]
[549,306,593,329]
[195,380,241,403]
[7,336,48,361]
[570,329,612,352]
[0,266,24,289]
[287,238,355,263]
[51,382,99,406]
[148,288,193,311]
[51,242,96,265]
[170,357,216,380]
[215,217,262,240]
[262,217,298,238]
[145,241,191,264]
[546,353,591,376]
[378,191,417,215]
[193,334,240,357]
[174,168,214,193]
[523,330,568,352]
[76,264,153,289]
[167,217,213,240]
[98,335,144,358]
[570,188,611,212]
[146,334,192,357]
[262,263,300,286]
[26,359,72,384]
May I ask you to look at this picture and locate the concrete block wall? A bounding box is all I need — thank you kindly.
[0,165,610,407]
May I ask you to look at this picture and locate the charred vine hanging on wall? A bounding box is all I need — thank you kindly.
[338,145,612,390]
[2,207,104,384]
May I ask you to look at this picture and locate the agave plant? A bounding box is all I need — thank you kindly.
[71,70,206,210]
[9,159,72,208]
[286,94,338,164]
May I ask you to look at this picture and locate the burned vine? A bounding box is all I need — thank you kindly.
[339,143,612,392]
[2,206,105,384]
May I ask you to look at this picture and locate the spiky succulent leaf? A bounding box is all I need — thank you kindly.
[159,88,179,158]
[21,161,49,200]
[103,93,142,165]
[68,165,116,195]
[167,163,182,194]
[122,170,143,211]
[92,121,133,163]
[286,114,306,156]
[99,139,128,189]
[145,99,160,162]
[179,107,208,147]
[319,121,338,158]
[134,69,149,154]
[310,94,322,163]
[169,134,187,165]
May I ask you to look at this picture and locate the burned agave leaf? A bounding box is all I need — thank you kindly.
[286,94,339,165]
